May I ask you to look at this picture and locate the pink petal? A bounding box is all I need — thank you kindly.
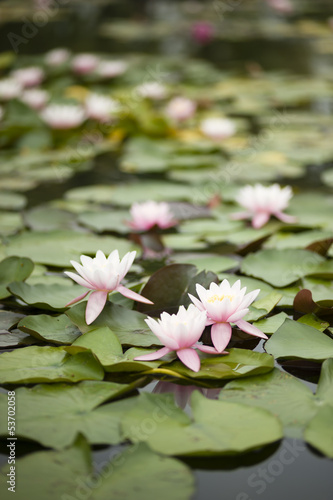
[65,291,89,307]
[64,271,93,289]
[195,343,228,355]
[252,212,270,228]
[86,290,108,325]
[211,322,232,352]
[188,293,205,311]
[236,319,268,339]
[227,308,249,323]
[275,211,298,224]
[177,348,200,372]
[134,346,171,361]
[116,284,153,304]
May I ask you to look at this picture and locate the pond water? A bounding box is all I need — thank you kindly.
[1,1,333,499]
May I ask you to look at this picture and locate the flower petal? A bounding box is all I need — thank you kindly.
[65,290,89,307]
[188,293,205,311]
[177,348,200,372]
[64,271,93,289]
[252,212,270,228]
[236,319,268,339]
[195,343,228,355]
[85,290,108,325]
[211,322,232,352]
[274,211,297,224]
[116,284,153,304]
[134,346,171,361]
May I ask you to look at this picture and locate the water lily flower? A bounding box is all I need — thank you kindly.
[266,0,293,14]
[136,82,167,100]
[200,117,236,141]
[191,21,214,44]
[65,250,153,325]
[20,89,49,110]
[85,93,120,122]
[134,305,219,372]
[0,78,22,100]
[165,97,196,122]
[45,48,71,66]
[96,60,128,78]
[189,279,267,353]
[11,67,44,88]
[40,104,86,129]
[128,201,177,231]
[232,183,297,228]
[72,53,99,74]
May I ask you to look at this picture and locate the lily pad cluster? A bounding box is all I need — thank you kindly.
[1,5,333,498]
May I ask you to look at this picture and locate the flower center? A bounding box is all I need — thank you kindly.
[207,294,234,303]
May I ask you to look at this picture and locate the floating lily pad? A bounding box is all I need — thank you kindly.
[4,230,136,267]
[122,392,282,456]
[0,256,34,299]
[265,318,333,361]
[0,346,104,384]
[0,439,195,500]
[18,313,82,344]
[8,282,85,311]
[241,249,325,287]
[0,381,139,449]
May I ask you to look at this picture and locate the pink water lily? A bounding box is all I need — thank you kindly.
[189,279,267,353]
[232,183,297,228]
[65,250,153,325]
[128,201,177,231]
[134,304,222,372]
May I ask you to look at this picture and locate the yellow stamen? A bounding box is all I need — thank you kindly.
[207,294,234,303]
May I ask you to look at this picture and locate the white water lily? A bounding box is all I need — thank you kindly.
[0,78,22,100]
[40,104,86,129]
[136,81,167,100]
[200,117,236,140]
[165,96,196,122]
[72,53,99,74]
[65,249,153,325]
[189,279,267,353]
[232,183,297,228]
[45,48,70,66]
[134,305,219,372]
[20,89,49,110]
[11,67,44,88]
[96,60,128,78]
[128,201,177,231]
[85,93,120,122]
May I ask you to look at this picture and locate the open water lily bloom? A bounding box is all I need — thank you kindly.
[128,201,177,231]
[189,280,267,353]
[40,104,86,129]
[65,250,153,325]
[134,305,219,372]
[232,183,297,228]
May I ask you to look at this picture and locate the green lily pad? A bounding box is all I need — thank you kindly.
[122,392,282,456]
[137,264,218,315]
[66,301,161,347]
[241,249,325,287]
[78,209,130,234]
[221,358,333,446]
[24,206,76,231]
[0,211,23,235]
[265,318,333,361]
[8,282,85,311]
[4,230,136,267]
[170,253,238,274]
[0,439,195,500]
[0,380,138,449]
[304,406,333,458]
[0,191,26,210]
[0,256,34,299]
[253,312,289,335]
[162,348,274,381]
[0,345,104,384]
[18,313,82,344]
